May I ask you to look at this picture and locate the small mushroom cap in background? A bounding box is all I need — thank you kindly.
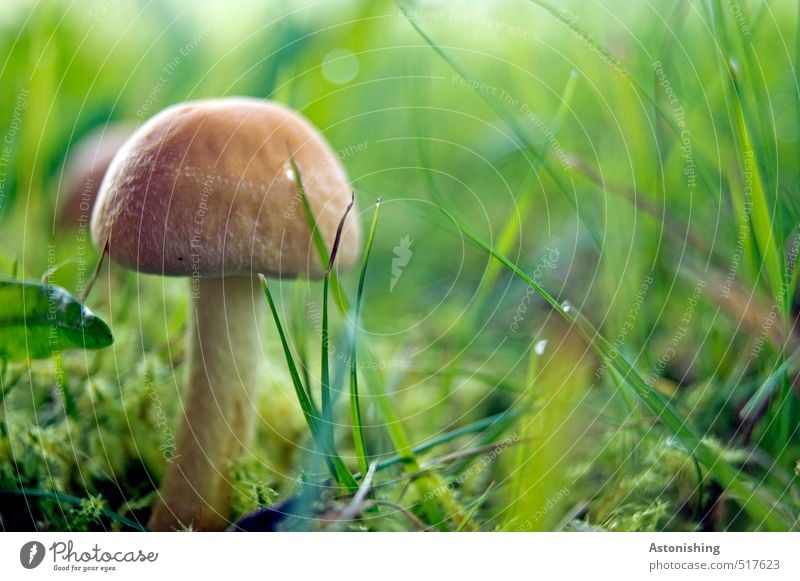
[57,124,134,229]
[90,98,361,278]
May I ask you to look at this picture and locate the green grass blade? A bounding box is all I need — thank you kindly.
[740,344,800,423]
[522,0,726,205]
[319,194,355,468]
[288,154,350,313]
[258,274,357,490]
[291,165,457,526]
[354,410,522,477]
[291,285,313,405]
[796,3,800,188]
[320,274,334,448]
[455,486,492,532]
[259,274,319,424]
[349,199,382,475]
[728,63,784,302]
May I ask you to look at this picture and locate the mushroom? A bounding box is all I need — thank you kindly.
[57,124,133,229]
[90,97,361,531]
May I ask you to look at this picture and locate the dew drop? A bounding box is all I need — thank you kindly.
[284,163,296,183]
[322,49,359,84]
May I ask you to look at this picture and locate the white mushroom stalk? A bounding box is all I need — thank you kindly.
[151,276,264,530]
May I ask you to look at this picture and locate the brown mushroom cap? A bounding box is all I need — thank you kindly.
[57,124,133,228]
[90,98,360,278]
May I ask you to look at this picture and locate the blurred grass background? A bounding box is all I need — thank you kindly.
[0,0,798,531]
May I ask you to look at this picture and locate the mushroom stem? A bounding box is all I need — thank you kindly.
[149,275,264,531]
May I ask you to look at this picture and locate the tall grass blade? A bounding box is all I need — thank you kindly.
[320,195,355,461]
[258,274,357,490]
[727,63,784,302]
[349,199,382,475]
[288,154,350,312]
[475,70,578,317]
[740,344,800,423]
[290,164,457,526]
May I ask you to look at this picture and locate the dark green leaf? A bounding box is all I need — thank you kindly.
[0,276,113,360]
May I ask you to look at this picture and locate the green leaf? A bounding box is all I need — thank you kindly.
[0,276,113,361]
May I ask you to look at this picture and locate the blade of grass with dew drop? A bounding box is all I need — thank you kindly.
[411,71,577,430]
[259,274,357,490]
[433,208,794,531]
[349,199,382,476]
[399,191,791,523]
[712,9,792,447]
[714,0,778,197]
[470,71,579,322]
